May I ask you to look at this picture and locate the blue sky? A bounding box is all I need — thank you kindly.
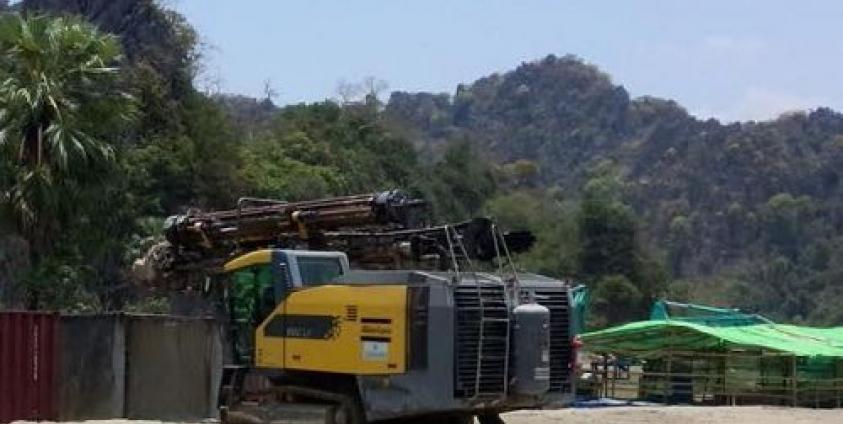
[173,0,843,122]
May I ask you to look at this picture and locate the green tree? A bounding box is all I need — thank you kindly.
[0,14,134,304]
[763,193,811,260]
[484,190,579,278]
[420,140,497,221]
[577,172,637,280]
[576,167,667,326]
[667,215,691,276]
[239,136,344,201]
[125,93,243,213]
[502,159,540,187]
[591,275,643,328]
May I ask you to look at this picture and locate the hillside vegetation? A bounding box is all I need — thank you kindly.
[0,1,496,313]
[387,55,843,324]
[1,2,841,326]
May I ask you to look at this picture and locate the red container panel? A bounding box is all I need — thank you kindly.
[0,312,58,423]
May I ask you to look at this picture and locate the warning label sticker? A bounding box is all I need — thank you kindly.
[362,340,389,361]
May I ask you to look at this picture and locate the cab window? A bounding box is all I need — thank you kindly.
[297,257,343,286]
[231,265,275,321]
[228,264,275,363]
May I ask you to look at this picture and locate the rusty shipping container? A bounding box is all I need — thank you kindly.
[0,312,58,423]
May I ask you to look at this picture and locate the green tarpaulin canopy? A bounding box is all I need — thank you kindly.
[581,320,843,357]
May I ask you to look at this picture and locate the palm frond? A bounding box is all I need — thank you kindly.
[0,13,133,235]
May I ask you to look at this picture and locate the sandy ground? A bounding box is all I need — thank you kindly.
[14,406,843,424]
[503,406,843,424]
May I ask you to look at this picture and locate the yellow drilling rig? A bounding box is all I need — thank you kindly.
[134,190,577,424]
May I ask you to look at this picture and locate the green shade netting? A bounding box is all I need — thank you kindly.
[581,320,843,358]
[570,285,589,335]
[649,300,766,326]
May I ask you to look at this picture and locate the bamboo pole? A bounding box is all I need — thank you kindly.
[665,354,672,404]
[832,360,840,408]
[791,354,797,407]
[603,354,609,398]
[722,354,727,406]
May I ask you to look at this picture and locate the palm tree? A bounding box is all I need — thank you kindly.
[0,14,134,270]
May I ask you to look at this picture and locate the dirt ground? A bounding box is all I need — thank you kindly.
[503,406,843,424]
[13,406,843,424]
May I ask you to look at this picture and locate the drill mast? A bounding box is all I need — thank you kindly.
[133,190,533,286]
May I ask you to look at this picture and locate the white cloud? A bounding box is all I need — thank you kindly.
[673,35,828,121]
[736,88,823,120]
[692,87,826,122]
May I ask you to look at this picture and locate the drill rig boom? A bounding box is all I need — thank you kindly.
[133,190,534,285]
[164,190,426,251]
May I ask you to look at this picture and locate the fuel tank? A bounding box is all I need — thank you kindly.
[511,302,551,396]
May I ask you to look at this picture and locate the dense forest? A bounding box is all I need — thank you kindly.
[1,0,841,327]
[386,56,843,325]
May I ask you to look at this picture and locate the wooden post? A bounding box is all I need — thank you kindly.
[611,361,617,398]
[665,352,673,404]
[603,354,609,398]
[722,354,727,406]
[837,359,841,408]
[791,354,797,407]
[730,352,736,406]
[832,360,840,408]
[665,330,674,405]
